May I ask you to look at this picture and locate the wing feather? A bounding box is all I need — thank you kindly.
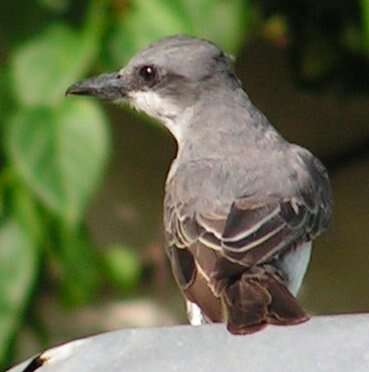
[166,189,330,269]
[163,147,332,319]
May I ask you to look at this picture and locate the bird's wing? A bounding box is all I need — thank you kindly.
[200,194,324,268]
[164,193,224,323]
[164,148,332,329]
[166,166,331,271]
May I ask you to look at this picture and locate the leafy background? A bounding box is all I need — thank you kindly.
[0,0,368,369]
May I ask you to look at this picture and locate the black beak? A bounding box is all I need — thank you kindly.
[66,72,127,100]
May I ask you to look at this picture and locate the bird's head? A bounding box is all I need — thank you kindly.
[66,35,237,139]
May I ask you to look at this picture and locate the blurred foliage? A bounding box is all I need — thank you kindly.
[259,0,369,92]
[0,221,38,364]
[0,0,368,368]
[0,0,248,368]
[102,244,142,293]
[104,0,247,67]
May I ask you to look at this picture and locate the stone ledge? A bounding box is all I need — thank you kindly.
[8,314,369,372]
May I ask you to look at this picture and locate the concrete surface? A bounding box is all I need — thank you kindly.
[8,314,369,372]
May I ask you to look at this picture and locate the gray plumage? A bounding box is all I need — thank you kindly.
[67,35,332,334]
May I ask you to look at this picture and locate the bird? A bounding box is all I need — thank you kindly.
[66,35,332,335]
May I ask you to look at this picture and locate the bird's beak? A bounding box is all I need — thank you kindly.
[66,72,128,101]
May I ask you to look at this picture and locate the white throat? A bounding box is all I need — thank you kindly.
[128,90,190,142]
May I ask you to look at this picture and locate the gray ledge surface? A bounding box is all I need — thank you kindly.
[8,314,369,372]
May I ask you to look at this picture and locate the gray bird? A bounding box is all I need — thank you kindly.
[66,35,332,334]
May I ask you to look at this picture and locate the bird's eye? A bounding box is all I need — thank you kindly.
[139,65,157,83]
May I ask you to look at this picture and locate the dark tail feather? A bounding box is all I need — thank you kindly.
[264,274,310,325]
[223,269,309,335]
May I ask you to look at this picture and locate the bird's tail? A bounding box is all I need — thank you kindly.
[222,267,309,335]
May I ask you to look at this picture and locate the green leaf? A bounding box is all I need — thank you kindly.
[103,244,141,293]
[183,0,249,53]
[38,0,70,13]
[12,183,44,244]
[362,0,369,53]
[0,219,39,362]
[56,227,101,305]
[10,20,100,107]
[106,0,248,68]
[0,67,15,129]
[6,99,110,224]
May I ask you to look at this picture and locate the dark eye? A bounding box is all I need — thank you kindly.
[139,65,157,83]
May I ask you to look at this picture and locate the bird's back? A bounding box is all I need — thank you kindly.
[164,129,331,333]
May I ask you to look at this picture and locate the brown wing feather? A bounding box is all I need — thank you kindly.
[164,162,331,333]
[223,267,309,335]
